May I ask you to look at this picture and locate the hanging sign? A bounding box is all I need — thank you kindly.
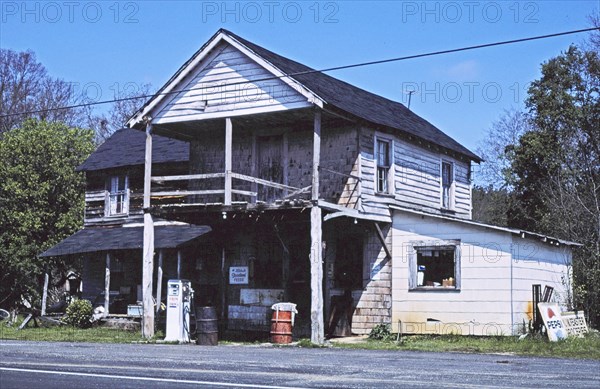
[229,266,248,284]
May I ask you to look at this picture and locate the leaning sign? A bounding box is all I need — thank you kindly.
[538,303,588,341]
[561,311,588,338]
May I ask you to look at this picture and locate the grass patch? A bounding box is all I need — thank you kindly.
[333,332,600,359]
[0,317,162,343]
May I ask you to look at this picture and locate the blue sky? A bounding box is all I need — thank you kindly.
[1,0,598,156]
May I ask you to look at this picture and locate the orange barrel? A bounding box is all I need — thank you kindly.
[270,309,293,344]
[196,306,218,346]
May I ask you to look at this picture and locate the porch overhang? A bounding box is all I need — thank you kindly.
[39,224,211,257]
[320,200,391,223]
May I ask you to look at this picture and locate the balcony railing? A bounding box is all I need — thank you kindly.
[150,172,312,206]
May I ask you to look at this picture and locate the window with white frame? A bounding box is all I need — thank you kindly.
[376,138,391,193]
[441,161,454,209]
[409,242,460,290]
[107,176,129,216]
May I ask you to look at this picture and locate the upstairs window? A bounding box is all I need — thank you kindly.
[376,139,391,193]
[441,161,453,209]
[107,176,129,216]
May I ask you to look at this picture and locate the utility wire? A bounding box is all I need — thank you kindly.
[1,26,598,119]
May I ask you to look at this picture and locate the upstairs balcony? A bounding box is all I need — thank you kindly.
[144,109,363,218]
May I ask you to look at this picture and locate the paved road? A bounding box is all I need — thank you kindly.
[1,340,598,388]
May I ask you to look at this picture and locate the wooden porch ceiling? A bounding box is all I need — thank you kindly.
[150,107,353,141]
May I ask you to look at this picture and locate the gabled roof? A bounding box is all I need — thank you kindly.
[128,29,481,162]
[77,128,189,172]
[224,30,480,162]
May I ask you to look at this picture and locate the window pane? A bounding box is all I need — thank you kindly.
[377,140,389,167]
[442,162,452,186]
[377,167,388,193]
[108,176,128,215]
[416,248,455,287]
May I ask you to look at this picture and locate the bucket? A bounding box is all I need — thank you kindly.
[271,309,293,344]
[196,306,218,346]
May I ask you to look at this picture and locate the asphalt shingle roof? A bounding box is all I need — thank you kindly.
[223,29,481,162]
[77,128,189,172]
[39,224,211,257]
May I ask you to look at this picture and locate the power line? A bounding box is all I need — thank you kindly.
[1,26,598,120]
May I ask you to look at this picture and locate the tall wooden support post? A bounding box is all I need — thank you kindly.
[156,250,163,314]
[282,132,289,197]
[41,272,49,316]
[250,134,257,204]
[142,122,155,338]
[310,109,324,345]
[224,118,233,206]
[104,253,111,317]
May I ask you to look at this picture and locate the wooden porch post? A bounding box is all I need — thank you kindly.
[224,118,232,205]
[282,132,289,197]
[104,253,111,317]
[142,122,155,338]
[250,133,257,204]
[310,109,325,345]
[41,272,49,316]
[156,249,163,314]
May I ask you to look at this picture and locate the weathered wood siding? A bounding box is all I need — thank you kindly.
[319,126,360,207]
[84,162,188,226]
[154,42,311,124]
[391,210,571,336]
[359,127,472,219]
[188,124,360,205]
[352,224,392,334]
[358,128,392,218]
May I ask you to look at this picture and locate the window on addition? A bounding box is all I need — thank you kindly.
[441,161,453,209]
[376,139,391,193]
[107,176,129,216]
[409,244,461,290]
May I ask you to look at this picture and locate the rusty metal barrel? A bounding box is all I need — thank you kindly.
[270,303,297,344]
[196,306,218,346]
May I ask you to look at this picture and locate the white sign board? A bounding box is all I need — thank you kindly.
[561,311,588,337]
[538,303,568,341]
[229,266,248,285]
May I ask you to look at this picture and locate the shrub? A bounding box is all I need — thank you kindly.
[64,299,93,328]
[369,323,394,341]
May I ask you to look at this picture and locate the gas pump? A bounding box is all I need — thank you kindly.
[165,279,193,343]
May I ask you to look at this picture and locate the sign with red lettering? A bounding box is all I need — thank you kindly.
[538,303,568,341]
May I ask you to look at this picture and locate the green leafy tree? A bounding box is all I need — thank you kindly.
[508,45,600,327]
[0,119,94,310]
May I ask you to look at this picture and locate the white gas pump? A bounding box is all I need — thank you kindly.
[165,279,193,343]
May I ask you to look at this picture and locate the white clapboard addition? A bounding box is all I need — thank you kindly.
[391,210,572,336]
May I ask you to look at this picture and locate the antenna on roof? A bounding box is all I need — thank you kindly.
[404,87,418,110]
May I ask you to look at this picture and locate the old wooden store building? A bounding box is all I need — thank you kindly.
[41,29,578,342]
